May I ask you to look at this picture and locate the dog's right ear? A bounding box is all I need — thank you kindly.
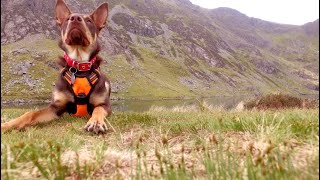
[55,0,71,26]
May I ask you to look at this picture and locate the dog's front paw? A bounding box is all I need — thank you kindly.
[84,118,108,134]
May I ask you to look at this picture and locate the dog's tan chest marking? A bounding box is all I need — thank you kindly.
[64,45,91,62]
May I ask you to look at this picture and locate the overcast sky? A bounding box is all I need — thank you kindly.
[189,0,319,25]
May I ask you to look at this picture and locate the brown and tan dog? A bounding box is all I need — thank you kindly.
[1,0,112,134]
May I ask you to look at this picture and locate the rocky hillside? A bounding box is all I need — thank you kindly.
[1,0,319,101]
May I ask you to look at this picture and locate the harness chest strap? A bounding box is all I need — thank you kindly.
[63,69,100,117]
[64,70,99,85]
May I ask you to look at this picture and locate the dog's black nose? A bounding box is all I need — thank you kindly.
[70,15,82,22]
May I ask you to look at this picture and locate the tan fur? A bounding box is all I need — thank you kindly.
[89,90,108,106]
[1,108,58,131]
[90,106,108,122]
[64,45,93,62]
[53,90,73,105]
[105,82,110,95]
[85,106,108,131]
[80,15,95,44]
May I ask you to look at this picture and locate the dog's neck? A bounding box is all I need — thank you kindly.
[66,46,91,62]
[59,40,101,62]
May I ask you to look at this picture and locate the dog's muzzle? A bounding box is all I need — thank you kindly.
[66,28,90,46]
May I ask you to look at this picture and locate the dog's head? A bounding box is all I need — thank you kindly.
[55,0,108,61]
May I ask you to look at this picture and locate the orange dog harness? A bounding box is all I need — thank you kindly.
[63,69,100,117]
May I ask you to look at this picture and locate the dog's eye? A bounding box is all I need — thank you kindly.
[87,19,92,23]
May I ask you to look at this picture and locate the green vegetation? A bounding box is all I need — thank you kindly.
[1,0,319,102]
[1,106,319,179]
[1,24,319,101]
[244,93,319,110]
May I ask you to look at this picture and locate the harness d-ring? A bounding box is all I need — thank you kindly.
[69,67,77,74]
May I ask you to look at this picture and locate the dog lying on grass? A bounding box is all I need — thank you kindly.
[1,0,112,134]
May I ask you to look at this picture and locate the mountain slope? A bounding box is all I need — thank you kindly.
[1,0,319,101]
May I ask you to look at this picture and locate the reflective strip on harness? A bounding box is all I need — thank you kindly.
[63,69,100,117]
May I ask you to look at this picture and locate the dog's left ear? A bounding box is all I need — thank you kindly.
[90,3,109,31]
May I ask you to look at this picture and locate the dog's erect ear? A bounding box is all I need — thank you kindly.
[90,3,109,31]
[55,0,71,26]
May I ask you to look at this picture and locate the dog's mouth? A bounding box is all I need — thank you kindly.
[65,28,90,46]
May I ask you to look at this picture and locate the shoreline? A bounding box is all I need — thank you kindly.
[1,95,247,106]
[1,94,318,106]
[1,97,191,106]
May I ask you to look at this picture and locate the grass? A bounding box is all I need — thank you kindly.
[1,105,319,179]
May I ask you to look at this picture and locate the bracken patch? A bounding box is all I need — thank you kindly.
[244,93,319,110]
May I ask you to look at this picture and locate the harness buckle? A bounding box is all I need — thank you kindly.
[77,62,92,71]
[77,93,87,99]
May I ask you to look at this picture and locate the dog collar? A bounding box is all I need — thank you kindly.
[64,53,97,71]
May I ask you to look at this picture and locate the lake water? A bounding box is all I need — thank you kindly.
[112,96,250,112]
[1,96,250,112]
[2,94,318,112]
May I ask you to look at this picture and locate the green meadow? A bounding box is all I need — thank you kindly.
[1,105,318,179]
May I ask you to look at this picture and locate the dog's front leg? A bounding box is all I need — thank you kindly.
[1,105,61,131]
[84,105,110,134]
[85,80,112,134]
[1,89,71,132]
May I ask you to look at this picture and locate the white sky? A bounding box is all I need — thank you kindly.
[189,0,319,25]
